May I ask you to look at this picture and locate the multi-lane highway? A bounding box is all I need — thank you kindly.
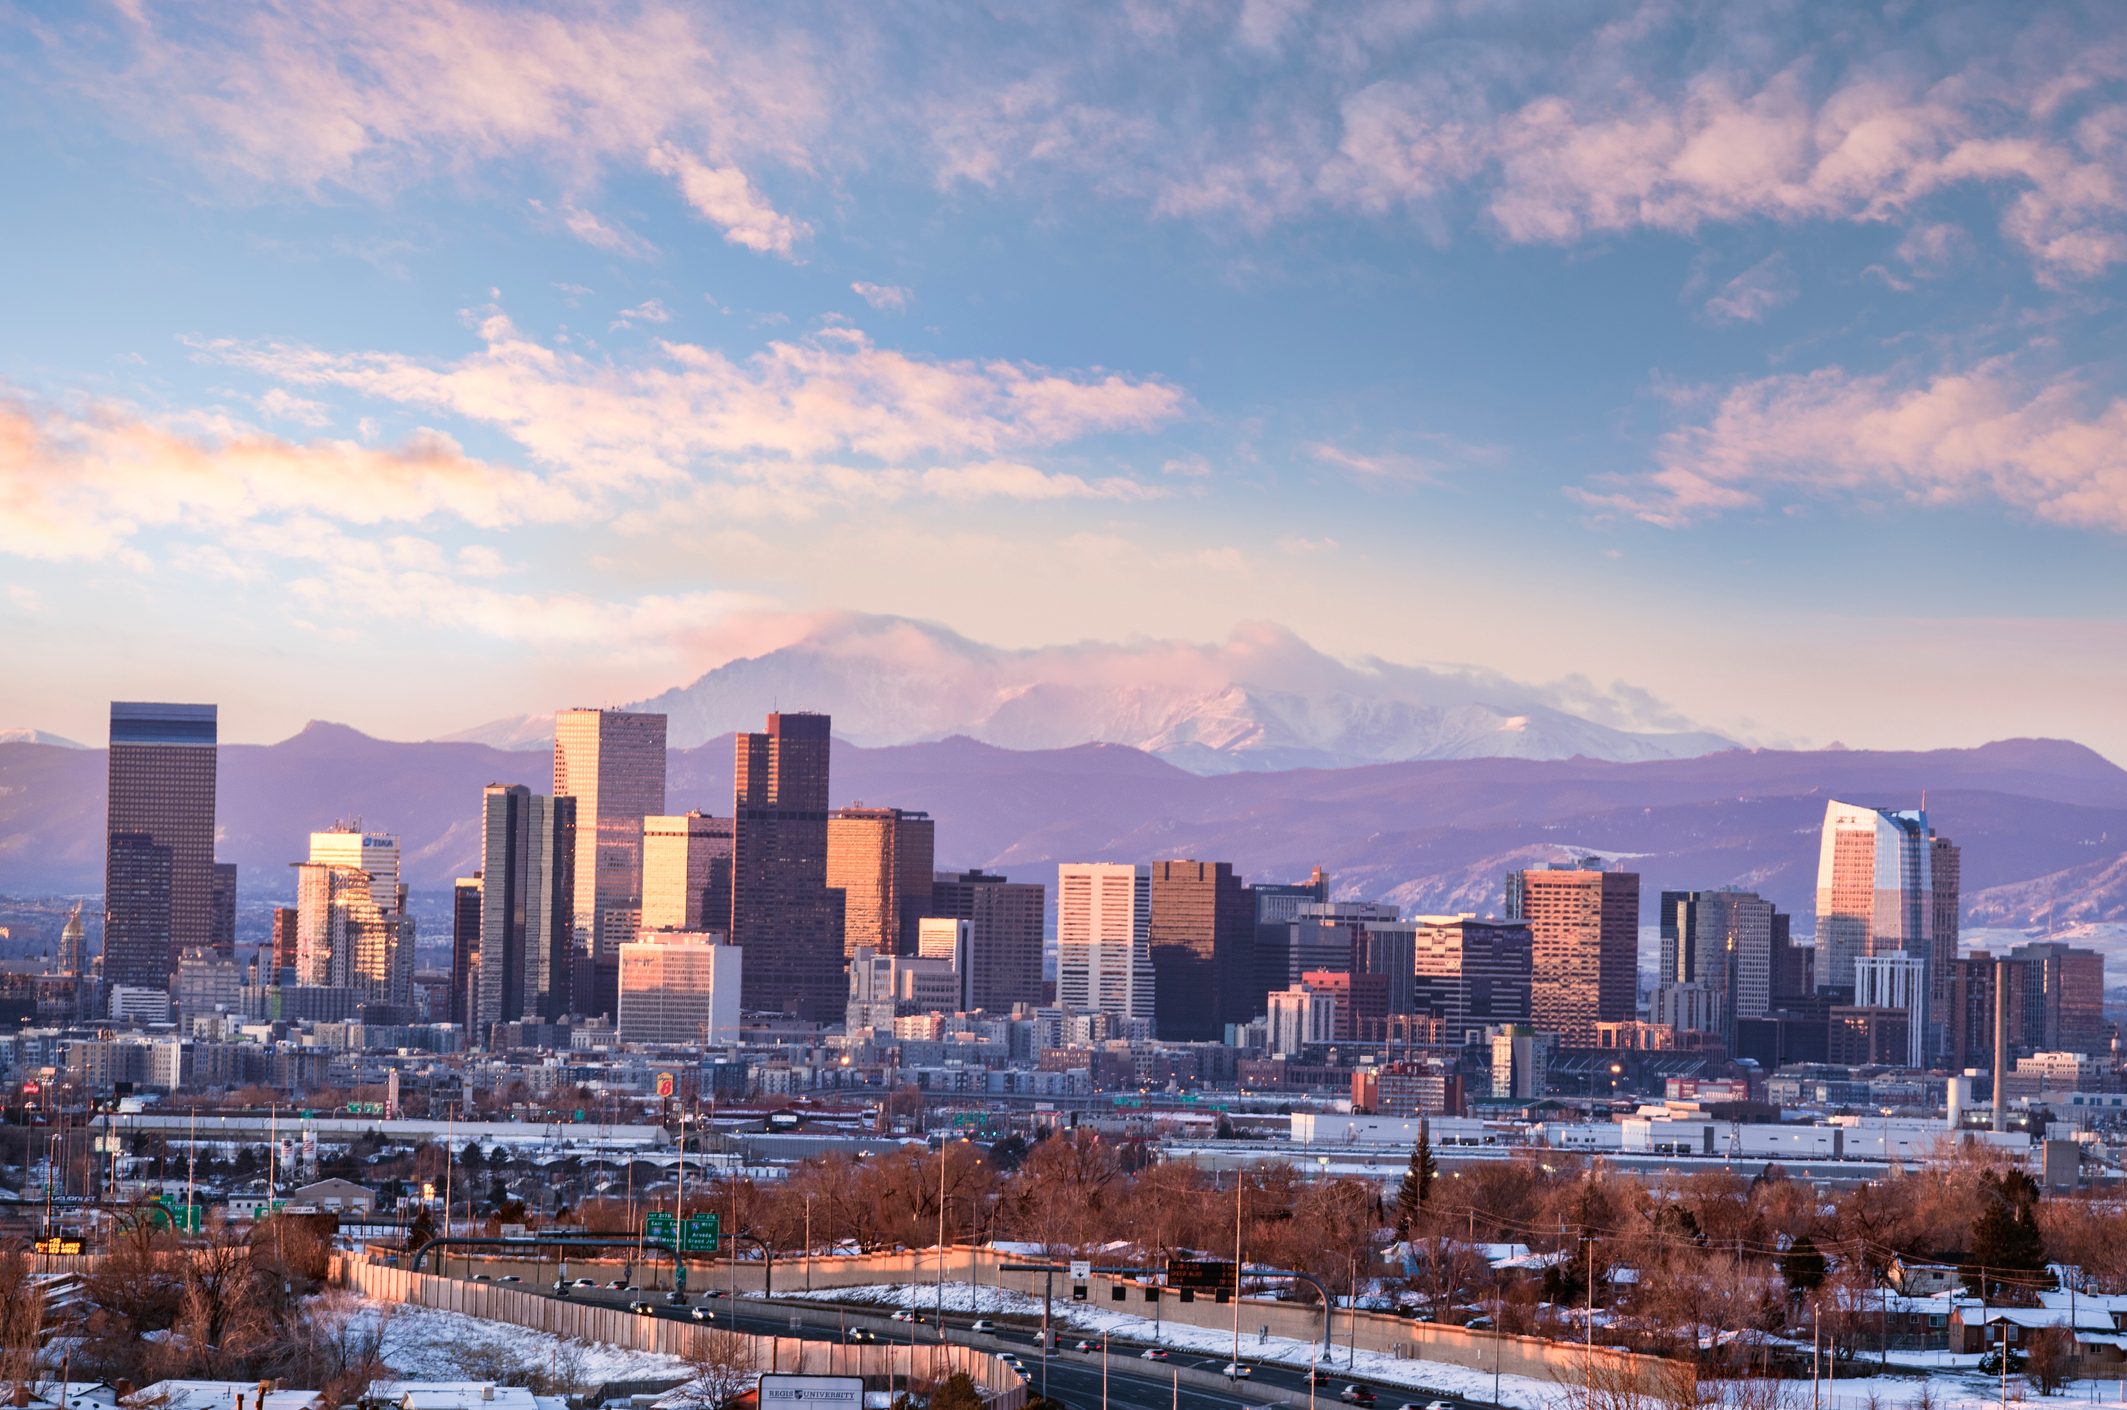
[529,1279,1487,1410]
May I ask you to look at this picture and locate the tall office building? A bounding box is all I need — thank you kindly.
[103,702,218,989]
[1250,869,1330,1019]
[473,785,577,1035]
[1410,915,1534,1042]
[293,827,412,1006]
[1148,860,1255,1041]
[1852,952,1930,1068]
[1057,863,1153,1022]
[827,807,936,956]
[617,932,742,1045]
[553,709,667,959]
[1259,901,1399,994]
[1512,867,1639,1042]
[1352,918,1418,1018]
[208,863,237,955]
[1657,890,1779,1038]
[1813,800,1937,994]
[730,712,844,1022]
[641,813,735,933]
[450,875,482,1028]
[916,917,972,1011]
[1929,834,1963,1056]
[929,869,1045,1011]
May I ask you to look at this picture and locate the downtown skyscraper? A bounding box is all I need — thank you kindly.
[1510,865,1639,1043]
[103,701,219,990]
[1057,862,1154,1023]
[730,712,844,1022]
[1813,801,1951,988]
[553,708,667,959]
[1148,859,1255,1041]
[826,806,935,956]
[473,783,576,1037]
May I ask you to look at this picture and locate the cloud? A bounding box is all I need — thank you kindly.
[644,144,811,256]
[1702,253,1798,325]
[193,315,1186,484]
[919,7,2127,280]
[850,281,911,312]
[609,298,672,331]
[1579,355,2127,534]
[256,388,332,426]
[61,0,826,257]
[1308,441,1446,486]
[0,388,566,562]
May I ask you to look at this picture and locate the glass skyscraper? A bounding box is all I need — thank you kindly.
[103,701,218,990]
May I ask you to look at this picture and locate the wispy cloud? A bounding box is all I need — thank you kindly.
[850,281,912,312]
[193,314,1186,484]
[1579,355,2127,534]
[1702,253,1798,325]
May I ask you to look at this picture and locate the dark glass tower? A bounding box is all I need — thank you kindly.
[103,702,217,989]
[730,712,843,1021]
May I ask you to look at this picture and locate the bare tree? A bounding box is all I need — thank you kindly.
[678,1329,759,1410]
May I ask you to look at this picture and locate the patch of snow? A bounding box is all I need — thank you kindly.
[355,1300,691,1385]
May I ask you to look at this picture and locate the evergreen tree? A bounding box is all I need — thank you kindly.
[1966,1170,2048,1301]
[1392,1126,1439,1239]
[1779,1235,1827,1294]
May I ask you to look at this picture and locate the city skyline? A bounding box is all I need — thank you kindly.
[2,4,2124,764]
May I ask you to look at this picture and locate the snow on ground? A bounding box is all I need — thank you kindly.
[765,1285,2127,1410]
[353,1299,692,1386]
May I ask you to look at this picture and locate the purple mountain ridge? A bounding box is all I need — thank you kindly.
[1,726,2121,930]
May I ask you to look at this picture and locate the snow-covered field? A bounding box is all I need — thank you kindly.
[354,1300,693,1387]
[764,1284,2127,1410]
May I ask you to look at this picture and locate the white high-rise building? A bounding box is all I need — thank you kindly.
[916,916,971,1010]
[617,932,742,1045]
[1853,952,1930,1069]
[1056,863,1153,1022]
[1814,800,1935,993]
[1267,983,1336,1057]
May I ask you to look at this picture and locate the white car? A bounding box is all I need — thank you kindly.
[1222,1364,1252,1379]
[889,1310,915,1323]
[1426,1401,1457,1410]
[970,1319,996,1332]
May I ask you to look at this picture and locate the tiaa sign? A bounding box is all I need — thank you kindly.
[758,1377,862,1410]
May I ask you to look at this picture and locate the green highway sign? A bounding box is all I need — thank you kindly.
[681,1212,720,1253]
[644,1212,676,1241]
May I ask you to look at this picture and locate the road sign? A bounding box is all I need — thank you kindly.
[32,1238,80,1256]
[1068,1259,1091,1281]
[644,1212,676,1241]
[757,1377,861,1410]
[1166,1257,1237,1291]
[681,1212,720,1253]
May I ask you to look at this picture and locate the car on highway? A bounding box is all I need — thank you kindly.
[698,1289,724,1299]
[607,1279,631,1290]
[970,1319,995,1333]
[1424,1400,1456,1410]
[889,1310,914,1323]
[498,1275,521,1284]
[574,1278,598,1287]
[846,1329,879,1344]
[1139,1349,1168,1361]
[1306,1369,1335,1385]
[1339,1386,1375,1405]
[690,1307,716,1322]
[629,1302,658,1315]
[1072,1339,1103,1353]
[1221,1363,1253,1379]
[1001,1355,1025,1368]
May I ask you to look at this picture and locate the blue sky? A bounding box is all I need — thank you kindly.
[1,0,2124,760]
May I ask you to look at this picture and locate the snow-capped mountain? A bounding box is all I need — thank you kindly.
[449,613,1733,771]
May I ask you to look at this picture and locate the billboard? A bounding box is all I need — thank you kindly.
[1166,1257,1237,1291]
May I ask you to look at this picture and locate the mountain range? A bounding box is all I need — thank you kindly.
[1,726,2121,936]
[448,614,1736,771]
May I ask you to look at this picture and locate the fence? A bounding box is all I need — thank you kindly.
[336,1254,1027,1410]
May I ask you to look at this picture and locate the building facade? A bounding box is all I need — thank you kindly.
[1056,862,1153,1022]
[1409,914,1534,1043]
[826,807,935,956]
[730,712,844,1022]
[640,812,735,934]
[928,869,1045,1012]
[1813,800,1937,993]
[616,932,742,1045]
[1148,859,1254,1041]
[473,784,577,1035]
[103,701,219,990]
[1658,889,1779,1038]
[1513,867,1639,1042]
[552,708,667,959]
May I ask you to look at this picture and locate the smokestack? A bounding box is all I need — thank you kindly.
[1992,956,2008,1133]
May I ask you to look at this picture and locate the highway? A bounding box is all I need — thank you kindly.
[526,1278,1488,1410]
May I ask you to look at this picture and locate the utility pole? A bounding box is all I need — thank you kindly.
[1231,1168,1244,1373]
[937,1147,948,1338]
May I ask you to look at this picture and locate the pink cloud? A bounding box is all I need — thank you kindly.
[1581,357,2127,533]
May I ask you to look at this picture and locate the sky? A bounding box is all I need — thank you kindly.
[1,0,2124,761]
